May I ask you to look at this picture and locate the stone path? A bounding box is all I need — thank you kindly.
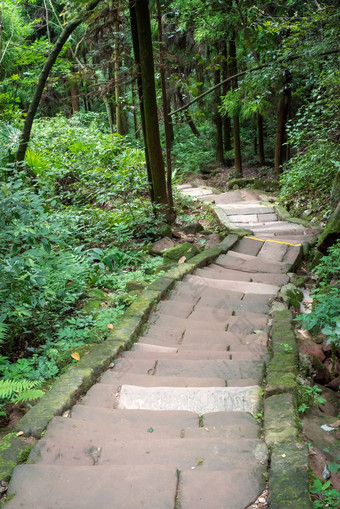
[5,185,318,508]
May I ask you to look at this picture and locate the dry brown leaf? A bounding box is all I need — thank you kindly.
[187,248,192,253]
[107,323,114,330]
[16,431,24,437]
[65,280,73,286]
[330,420,340,428]
[71,352,80,361]
[178,256,186,264]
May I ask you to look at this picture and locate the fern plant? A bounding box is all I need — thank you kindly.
[0,323,9,344]
[0,379,44,404]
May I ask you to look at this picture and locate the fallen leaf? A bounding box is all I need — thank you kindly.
[16,431,24,437]
[65,280,73,286]
[107,323,114,329]
[178,256,186,264]
[330,420,340,428]
[71,352,80,361]
[187,248,192,253]
[147,427,154,433]
[253,330,263,334]
[196,457,204,466]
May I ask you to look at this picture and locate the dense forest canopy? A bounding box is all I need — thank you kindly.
[0,0,339,422]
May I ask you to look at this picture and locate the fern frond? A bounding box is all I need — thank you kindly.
[0,379,43,401]
[14,389,45,403]
[0,323,9,343]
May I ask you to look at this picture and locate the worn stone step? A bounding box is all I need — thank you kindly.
[149,313,269,335]
[257,241,289,261]
[98,372,226,391]
[31,410,198,447]
[30,436,266,474]
[216,252,288,273]
[231,237,264,256]
[218,205,275,215]
[168,284,244,307]
[282,245,302,265]
[228,213,260,223]
[112,357,264,382]
[6,464,177,509]
[132,343,178,353]
[183,274,279,294]
[122,349,263,362]
[118,385,262,415]
[154,300,194,318]
[178,469,266,509]
[70,406,259,439]
[196,266,289,285]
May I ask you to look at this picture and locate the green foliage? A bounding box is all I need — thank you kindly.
[311,478,340,509]
[0,379,44,404]
[297,383,326,414]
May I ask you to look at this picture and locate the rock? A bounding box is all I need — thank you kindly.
[204,233,221,250]
[125,281,147,291]
[299,339,326,363]
[163,243,199,264]
[150,237,175,256]
[172,230,181,239]
[278,283,303,310]
[158,222,173,237]
[182,222,204,234]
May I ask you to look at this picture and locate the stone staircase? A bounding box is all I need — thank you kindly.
[5,186,318,508]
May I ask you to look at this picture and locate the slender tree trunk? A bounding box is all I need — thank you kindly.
[214,67,224,165]
[156,0,174,214]
[16,0,101,163]
[229,36,242,175]
[104,97,114,134]
[258,113,265,165]
[114,6,128,135]
[274,70,292,178]
[133,0,169,214]
[129,0,153,201]
[177,88,200,137]
[131,83,139,139]
[221,40,232,151]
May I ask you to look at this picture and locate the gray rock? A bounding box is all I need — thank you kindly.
[182,222,204,234]
[150,237,175,255]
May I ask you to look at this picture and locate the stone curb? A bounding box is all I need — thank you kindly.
[0,234,240,481]
[264,308,312,508]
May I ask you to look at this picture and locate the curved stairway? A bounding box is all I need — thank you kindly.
[5,186,318,509]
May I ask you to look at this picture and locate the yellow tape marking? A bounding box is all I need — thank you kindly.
[244,236,301,247]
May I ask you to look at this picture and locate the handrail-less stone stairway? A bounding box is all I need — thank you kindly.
[5,185,318,509]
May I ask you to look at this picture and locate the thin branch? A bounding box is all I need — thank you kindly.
[169,48,340,117]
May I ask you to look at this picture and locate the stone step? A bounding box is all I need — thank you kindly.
[229,213,278,223]
[118,385,262,415]
[70,406,259,439]
[196,266,289,285]
[177,469,266,509]
[168,284,245,306]
[30,436,267,472]
[6,464,178,509]
[231,237,264,256]
[149,313,269,335]
[111,358,264,384]
[182,274,279,294]
[282,245,302,265]
[122,349,263,362]
[215,252,288,273]
[132,343,178,353]
[98,372,227,391]
[218,205,275,215]
[257,241,289,261]
[33,410,198,445]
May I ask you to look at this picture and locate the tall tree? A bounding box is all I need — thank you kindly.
[132,0,169,216]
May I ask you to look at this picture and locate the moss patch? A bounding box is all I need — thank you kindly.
[0,434,32,481]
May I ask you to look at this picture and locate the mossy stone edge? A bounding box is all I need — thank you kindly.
[265,308,312,508]
[0,233,240,481]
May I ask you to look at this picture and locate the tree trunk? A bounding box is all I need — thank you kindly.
[177,88,200,137]
[274,70,292,178]
[221,40,231,151]
[131,83,139,139]
[229,36,242,175]
[258,113,265,165]
[129,0,153,201]
[133,0,169,214]
[114,7,128,135]
[214,68,224,165]
[16,0,101,163]
[156,0,174,215]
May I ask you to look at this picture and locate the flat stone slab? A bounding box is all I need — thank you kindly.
[232,237,264,256]
[6,464,177,509]
[257,241,289,261]
[178,469,266,509]
[184,274,279,294]
[118,385,262,414]
[132,343,178,353]
[228,214,259,223]
[197,266,289,285]
[216,253,288,274]
[100,372,226,388]
[219,205,275,215]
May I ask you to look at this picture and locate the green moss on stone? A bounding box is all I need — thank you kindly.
[164,263,194,280]
[264,394,298,446]
[163,243,199,264]
[0,434,32,481]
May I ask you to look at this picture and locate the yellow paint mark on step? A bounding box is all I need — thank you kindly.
[244,236,301,247]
